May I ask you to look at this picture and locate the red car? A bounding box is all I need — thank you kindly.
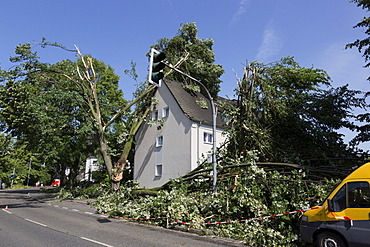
[51,179,60,187]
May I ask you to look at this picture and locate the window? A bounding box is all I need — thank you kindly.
[155,164,162,177]
[156,136,163,147]
[203,132,213,144]
[152,110,158,121]
[332,184,346,212]
[331,182,370,211]
[155,146,162,177]
[348,182,370,208]
[162,107,169,118]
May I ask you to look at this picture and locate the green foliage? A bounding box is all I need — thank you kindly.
[346,0,370,69]
[220,57,367,165]
[181,82,201,94]
[0,45,93,185]
[151,23,224,97]
[58,183,109,199]
[89,162,339,246]
[0,134,50,186]
[0,41,130,186]
[195,98,208,109]
[346,0,370,149]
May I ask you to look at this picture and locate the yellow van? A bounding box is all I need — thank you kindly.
[300,162,370,247]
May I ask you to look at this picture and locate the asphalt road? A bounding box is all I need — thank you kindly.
[0,188,245,247]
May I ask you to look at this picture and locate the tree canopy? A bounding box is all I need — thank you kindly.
[220,57,367,168]
[0,43,129,186]
[346,0,370,151]
[151,23,224,97]
[347,0,370,69]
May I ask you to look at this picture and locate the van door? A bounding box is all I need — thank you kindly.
[329,181,370,247]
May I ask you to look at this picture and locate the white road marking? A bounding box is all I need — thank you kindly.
[2,209,12,214]
[80,237,114,247]
[25,218,48,227]
[48,202,96,216]
[3,201,110,246]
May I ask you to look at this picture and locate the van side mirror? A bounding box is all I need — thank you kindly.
[327,199,334,212]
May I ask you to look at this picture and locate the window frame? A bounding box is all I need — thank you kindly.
[155,164,163,177]
[162,107,169,118]
[203,132,213,144]
[156,136,163,147]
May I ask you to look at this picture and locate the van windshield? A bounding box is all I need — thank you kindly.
[319,181,342,206]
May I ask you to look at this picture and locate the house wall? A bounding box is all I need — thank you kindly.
[134,83,193,188]
[190,124,227,170]
[134,82,228,188]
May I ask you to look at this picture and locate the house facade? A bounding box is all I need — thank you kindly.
[134,79,226,188]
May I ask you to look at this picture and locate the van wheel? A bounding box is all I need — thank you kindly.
[315,232,346,247]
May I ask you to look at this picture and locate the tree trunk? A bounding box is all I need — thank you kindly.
[111,153,127,190]
[98,131,113,179]
[110,106,153,190]
[111,180,121,190]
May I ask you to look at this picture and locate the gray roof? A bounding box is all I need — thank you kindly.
[163,79,225,128]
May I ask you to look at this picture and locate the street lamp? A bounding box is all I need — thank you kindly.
[180,75,217,193]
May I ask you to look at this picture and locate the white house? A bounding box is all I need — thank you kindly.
[134,79,227,188]
[84,156,99,182]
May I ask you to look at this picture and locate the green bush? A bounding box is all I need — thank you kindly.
[58,183,108,199]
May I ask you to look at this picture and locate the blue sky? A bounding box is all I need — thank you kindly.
[1,0,369,149]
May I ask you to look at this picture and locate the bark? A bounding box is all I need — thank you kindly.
[99,131,113,179]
